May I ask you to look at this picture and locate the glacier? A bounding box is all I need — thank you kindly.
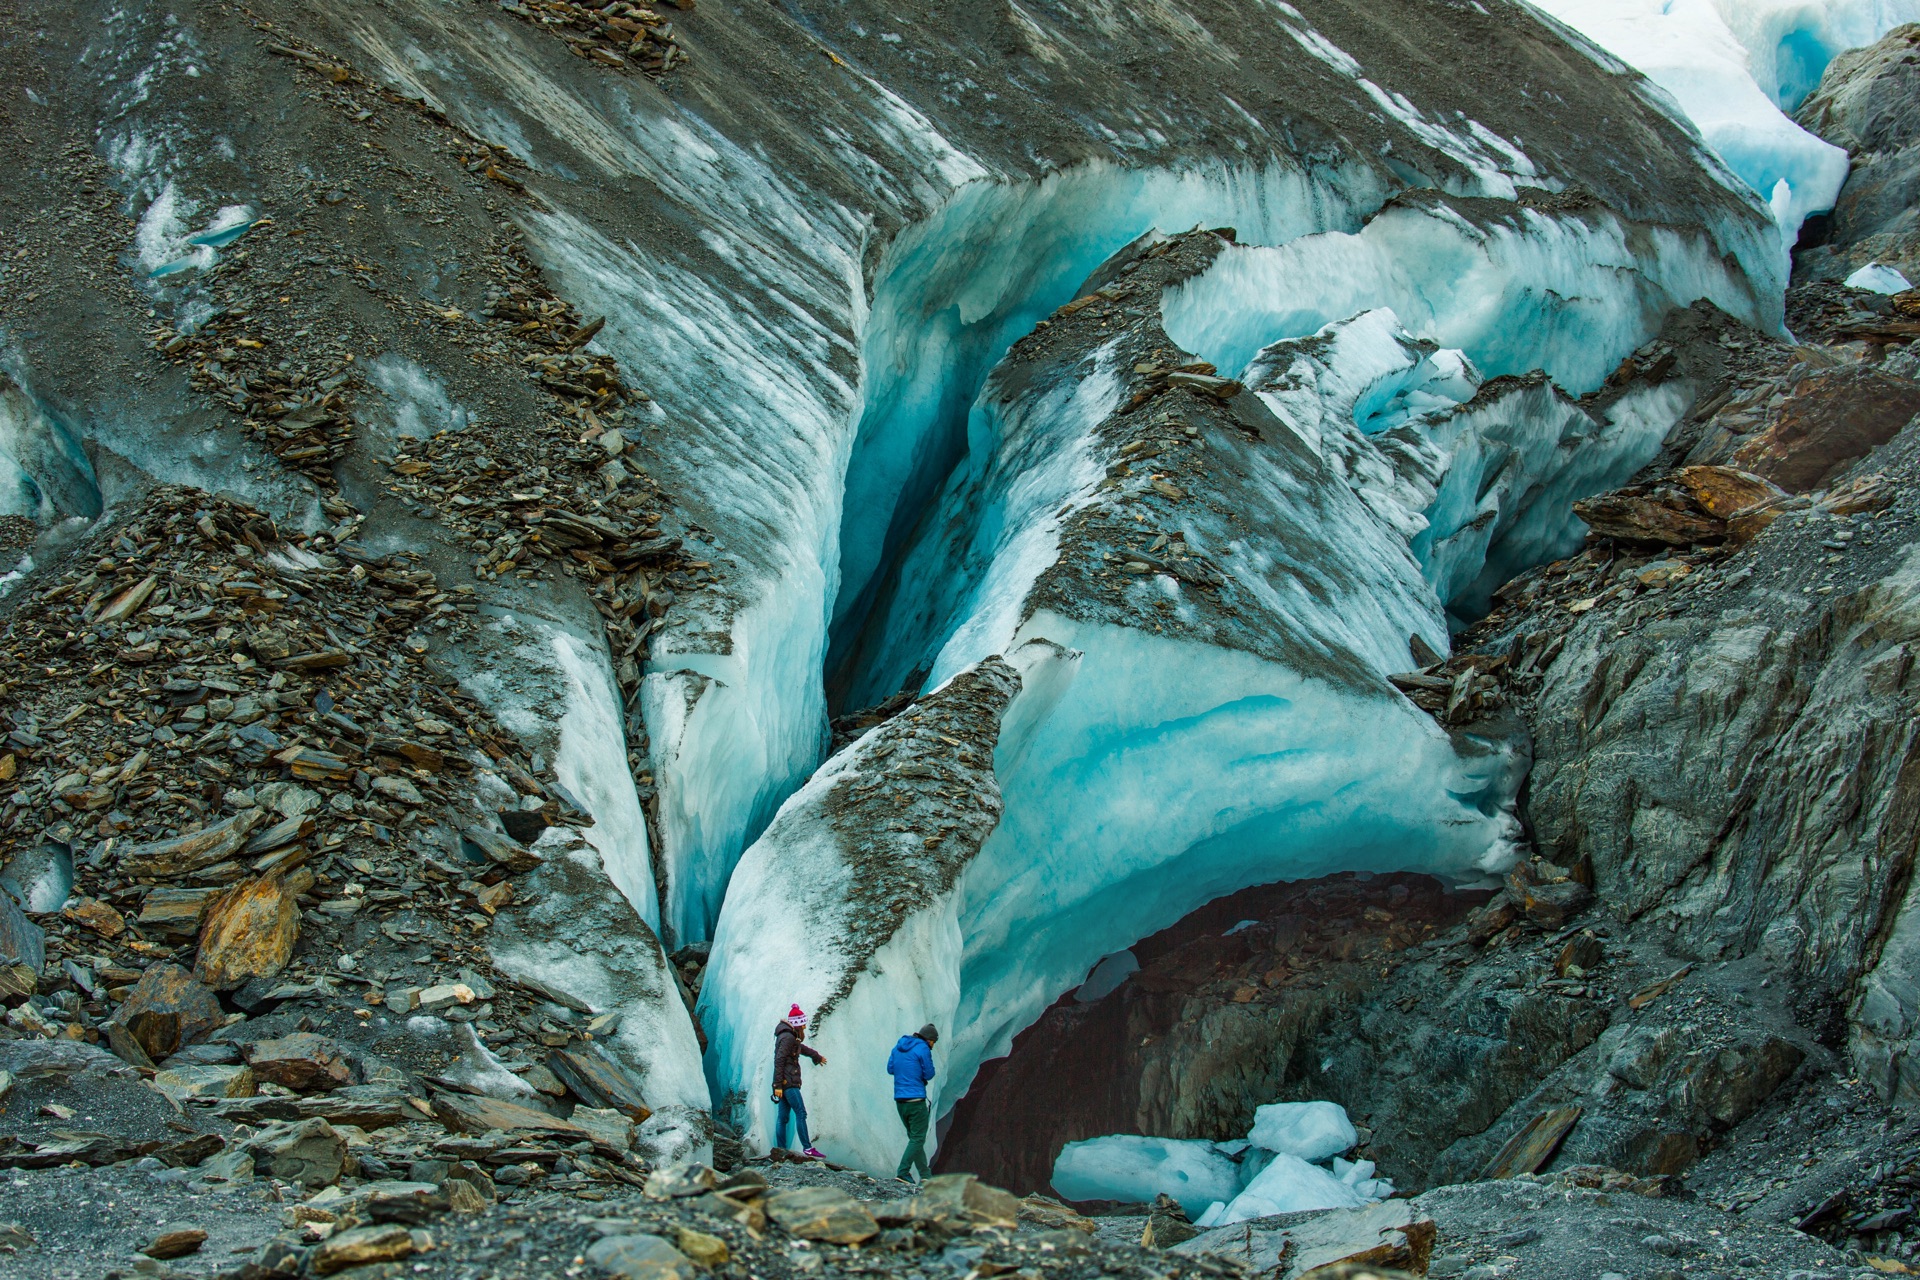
[29,0,1878,1191]
[701,187,1769,1173]
[1530,0,1920,247]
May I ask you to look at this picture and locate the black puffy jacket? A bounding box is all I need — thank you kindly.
[772,1021,823,1089]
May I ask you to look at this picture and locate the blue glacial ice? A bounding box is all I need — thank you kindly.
[1051,1135,1243,1217]
[1052,1100,1388,1223]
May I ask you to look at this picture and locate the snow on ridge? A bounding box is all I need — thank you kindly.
[1526,0,1920,251]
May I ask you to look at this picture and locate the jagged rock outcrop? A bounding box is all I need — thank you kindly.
[1795,23,1920,284]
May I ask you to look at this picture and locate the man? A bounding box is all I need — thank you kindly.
[773,1004,826,1159]
[887,1023,938,1183]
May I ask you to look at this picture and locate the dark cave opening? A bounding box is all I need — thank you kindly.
[932,871,1492,1201]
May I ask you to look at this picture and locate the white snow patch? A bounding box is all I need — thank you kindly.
[1528,0,1920,249]
[1247,1101,1356,1162]
[1847,262,1915,294]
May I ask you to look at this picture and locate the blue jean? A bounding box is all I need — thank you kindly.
[774,1087,811,1149]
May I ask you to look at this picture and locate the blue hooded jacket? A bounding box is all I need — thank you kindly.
[887,1033,936,1100]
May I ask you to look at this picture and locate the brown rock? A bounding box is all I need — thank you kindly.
[1725,492,1808,544]
[107,964,224,1060]
[675,1227,730,1268]
[889,1173,1019,1230]
[764,1187,880,1244]
[461,825,541,873]
[1017,1194,1097,1234]
[1572,487,1723,546]
[1520,879,1593,929]
[1465,892,1519,946]
[430,1091,590,1139]
[246,1032,353,1092]
[1555,933,1605,977]
[444,1178,488,1214]
[140,1227,207,1259]
[1730,365,1920,492]
[194,873,299,991]
[153,1063,257,1100]
[310,1225,413,1274]
[0,891,42,1000]
[1673,465,1787,519]
[586,1234,701,1280]
[60,896,127,939]
[1142,1193,1198,1249]
[120,810,266,879]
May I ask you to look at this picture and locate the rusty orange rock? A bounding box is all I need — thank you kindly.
[194,873,300,992]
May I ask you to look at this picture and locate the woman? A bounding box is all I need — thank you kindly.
[772,1004,826,1159]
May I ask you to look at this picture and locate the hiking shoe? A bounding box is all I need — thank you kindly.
[802,1147,825,1160]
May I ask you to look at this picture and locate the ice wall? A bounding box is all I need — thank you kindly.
[1161,199,1769,395]
[828,164,1390,694]
[460,609,710,1123]
[538,159,1403,941]
[1530,0,1920,244]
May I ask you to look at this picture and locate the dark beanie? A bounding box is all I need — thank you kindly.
[918,1023,939,1044]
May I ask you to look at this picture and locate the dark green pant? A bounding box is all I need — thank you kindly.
[895,1098,931,1179]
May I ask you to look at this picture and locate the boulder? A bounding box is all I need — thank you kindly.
[549,1043,652,1120]
[0,1039,139,1082]
[1172,1200,1435,1279]
[60,896,127,939]
[106,964,223,1060]
[0,889,44,1000]
[764,1186,881,1243]
[1519,880,1594,929]
[875,1173,1019,1231]
[246,1032,353,1092]
[140,1227,207,1260]
[154,1063,257,1100]
[1571,486,1723,546]
[430,1091,590,1139]
[1142,1193,1198,1248]
[1017,1194,1097,1234]
[570,1105,636,1152]
[136,886,225,940]
[119,810,266,879]
[1672,465,1786,519]
[586,1234,702,1280]
[310,1225,413,1275]
[244,1118,347,1187]
[194,873,299,991]
[675,1227,729,1268]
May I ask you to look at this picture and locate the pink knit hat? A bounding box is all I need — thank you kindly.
[785,1004,807,1028]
